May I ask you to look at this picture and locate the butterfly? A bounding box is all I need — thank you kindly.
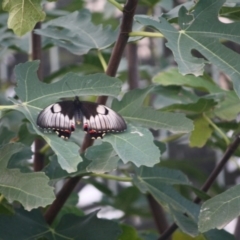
[36,97,127,139]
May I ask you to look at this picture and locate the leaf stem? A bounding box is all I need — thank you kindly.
[129,31,164,38]
[91,173,132,182]
[203,113,230,146]
[161,133,185,143]
[97,50,107,72]
[107,0,123,11]
[0,194,4,204]
[40,143,50,154]
[0,105,16,110]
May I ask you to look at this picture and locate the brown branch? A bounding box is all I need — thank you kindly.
[158,135,240,240]
[32,22,45,172]
[234,216,240,239]
[44,0,138,225]
[32,22,42,79]
[147,194,170,238]
[127,43,139,89]
[44,176,81,225]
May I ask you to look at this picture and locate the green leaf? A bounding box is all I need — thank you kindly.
[136,0,240,98]
[3,0,45,36]
[203,229,235,240]
[112,87,153,112]
[55,211,122,240]
[0,209,122,239]
[85,142,119,173]
[0,126,16,145]
[153,69,220,93]
[14,61,121,107]
[12,61,122,173]
[213,91,240,121]
[153,85,199,107]
[133,166,199,222]
[7,145,32,173]
[0,143,55,210]
[113,88,194,133]
[170,207,199,237]
[35,9,118,55]
[189,116,213,148]
[173,230,204,240]
[103,125,160,167]
[17,122,36,146]
[199,184,240,232]
[44,155,91,182]
[173,229,235,240]
[153,69,240,121]
[134,166,191,188]
[220,6,240,21]
[162,97,218,113]
[118,224,141,240]
[114,186,141,212]
[0,208,52,239]
[0,199,14,216]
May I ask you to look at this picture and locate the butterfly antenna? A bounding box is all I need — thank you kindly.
[64,81,78,99]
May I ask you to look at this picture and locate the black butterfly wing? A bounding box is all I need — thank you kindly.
[37,98,127,139]
[79,101,127,139]
[37,101,77,139]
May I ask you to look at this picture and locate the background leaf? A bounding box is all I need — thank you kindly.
[35,9,118,55]
[113,88,194,133]
[0,143,55,210]
[189,115,213,148]
[0,208,53,239]
[3,0,45,36]
[85,142,119,173]
[199,184,240,232]
[136,0,240,98]
[153,68,240,121]
[55,211,121,240]
[0,209,121,239]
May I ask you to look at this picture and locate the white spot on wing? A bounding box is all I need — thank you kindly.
[97,105,106,115]
[53,104,62,113]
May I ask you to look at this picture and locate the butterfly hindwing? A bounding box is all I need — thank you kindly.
[37,97,127,139]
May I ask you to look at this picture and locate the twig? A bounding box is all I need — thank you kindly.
[90,173,132,182]
[129,31,164,38]
[203,113,230,146]
[158,135,240,240]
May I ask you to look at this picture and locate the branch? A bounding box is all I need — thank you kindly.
[158,135,240,240]
[147,194,170,237]
[44,0,138,225]
[32,22,45,172]
[44,176,81,225]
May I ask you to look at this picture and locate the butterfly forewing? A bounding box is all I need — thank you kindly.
[37,97,127,139]
[79,101,127,138]
[37,101,77,139]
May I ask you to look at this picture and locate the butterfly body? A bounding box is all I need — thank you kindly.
[37,97,127,139]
